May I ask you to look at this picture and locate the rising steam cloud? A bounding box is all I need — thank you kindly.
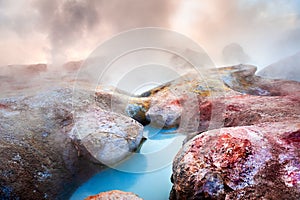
[0,0,299,69]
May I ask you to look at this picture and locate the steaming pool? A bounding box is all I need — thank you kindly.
[70,126,186,200]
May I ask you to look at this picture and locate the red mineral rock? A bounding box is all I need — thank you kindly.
[141,65,300,132]
[170,122,300,200]
[85,190,143,200]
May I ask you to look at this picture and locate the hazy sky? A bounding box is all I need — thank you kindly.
[0,0,300,68]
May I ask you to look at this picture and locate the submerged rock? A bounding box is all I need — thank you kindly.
[85,190,143,200]
[170,122,300,200]
[0,87,143,199]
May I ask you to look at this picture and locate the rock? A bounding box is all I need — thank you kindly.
[257,51,300,82]
[62,60,83,72]
[71,107,143,166]
[0,86,143,199]
[136,65,245,129]
[170,122,300,200]
[85,190,143,200]
[94,65,252,128]
[223,64,300,96]
[222,43,251,65]
[94,85,151,126]
[93,64,300,132]
[141,64,300,132]
[0,64,49,97]
[1,62,299,199]
[183,92,300,137]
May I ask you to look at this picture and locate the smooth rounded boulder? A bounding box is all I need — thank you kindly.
[170,122,300,200]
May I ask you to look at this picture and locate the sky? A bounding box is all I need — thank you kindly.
[0,0,300,68]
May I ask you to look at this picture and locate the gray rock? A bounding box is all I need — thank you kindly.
[71,107,143,166]
[257,51,300,82]
[0,86,143,199]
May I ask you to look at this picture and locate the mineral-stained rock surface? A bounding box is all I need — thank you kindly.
[85,190,143,200]
[138,64,300,133]
[194,93,300,133]
[1,62,299,199]
[0,86,143,199]
[170,122,300,200]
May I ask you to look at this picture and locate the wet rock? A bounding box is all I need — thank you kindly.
[94,85,151,125]
[170,122,300,200]
[85,190,143,200]
[0,87,143,199]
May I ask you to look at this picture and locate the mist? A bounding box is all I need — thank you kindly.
[0,0,300,70]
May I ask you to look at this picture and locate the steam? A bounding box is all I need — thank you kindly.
[0,0,175,66]
[33,0,100,65]
[0,0,299,69]
[171,0,300,68]
[222,43,251,65]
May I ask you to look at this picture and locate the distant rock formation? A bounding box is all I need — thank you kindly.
[222,43,251,65]
[257,51,300,82]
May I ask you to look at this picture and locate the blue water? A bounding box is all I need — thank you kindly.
[70,126,185,200]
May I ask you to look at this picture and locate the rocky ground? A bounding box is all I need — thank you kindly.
[1,63,299,199]
[163,65,300,199]
[134,65,300,134]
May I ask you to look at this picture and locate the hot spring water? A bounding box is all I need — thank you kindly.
[70,126,186,200]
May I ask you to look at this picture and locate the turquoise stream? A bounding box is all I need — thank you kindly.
[70,126,185,200]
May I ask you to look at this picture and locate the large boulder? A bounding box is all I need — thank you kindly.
[0,87,143,199]
[170,122,300,199]
[93,64,300,132]
[141,65,300,133]
[71,107,143,166]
